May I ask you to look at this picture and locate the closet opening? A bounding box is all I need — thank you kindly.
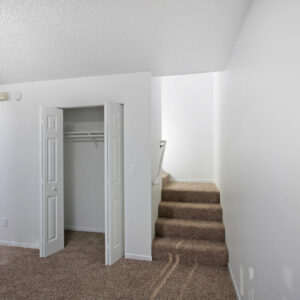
[64,106,105,263]
[39,103,124,265]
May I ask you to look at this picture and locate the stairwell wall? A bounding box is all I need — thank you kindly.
[161,73,215,182]
[215,0,300,298]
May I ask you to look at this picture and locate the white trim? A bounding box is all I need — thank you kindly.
[104,102,109,265]
[58,103,106,109]
[228,263,241,300]
[39,106,44,257]
[64,226,105,233]
[125,253,153,261]
[169,179,214,183]
[0,240,39,249]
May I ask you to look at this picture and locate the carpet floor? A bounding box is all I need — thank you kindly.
[0,231,236,300]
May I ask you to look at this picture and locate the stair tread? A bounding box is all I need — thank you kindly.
[157,217,224,229]
[159,201,222,221]
[163,182,219,193]
[162,172,169,187]
[162,182,220,203]
[153,237,227,251]
[162,172,169,180]
[159,201,221,209]
[152,237,228,266]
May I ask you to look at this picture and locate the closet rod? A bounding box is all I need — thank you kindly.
[64,136,104,139]
[64,131,104,135]
[64,131,104,140]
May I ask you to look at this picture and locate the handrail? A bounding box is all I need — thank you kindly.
[152,140,167,185]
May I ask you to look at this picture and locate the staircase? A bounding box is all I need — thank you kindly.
[152,173,228,266]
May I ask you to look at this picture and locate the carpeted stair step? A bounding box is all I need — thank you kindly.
[162,172,169,187]
[159,201,222,221]
[162,182,220,203]
[155,218,225,241]
[152,237,228,266]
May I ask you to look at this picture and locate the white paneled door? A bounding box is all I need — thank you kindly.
[40,107,64,257]
[105,103,124,265]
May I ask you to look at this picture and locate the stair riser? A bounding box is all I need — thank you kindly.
[159,206,222,221]
[162,190,220,203]
[152,249,228,267]
[156,224,225,242]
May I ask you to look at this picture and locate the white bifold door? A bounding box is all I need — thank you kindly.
[105,103,124,265]
[40,104,124,265]
[40,107,64,257]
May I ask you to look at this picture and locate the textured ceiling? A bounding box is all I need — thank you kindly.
[0,0,250,84]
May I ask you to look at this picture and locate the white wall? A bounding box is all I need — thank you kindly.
[215,0,300,299]
[151,78,162,240]
[64,107,105,233]
[162,73,215,181]
[0,72,152,259]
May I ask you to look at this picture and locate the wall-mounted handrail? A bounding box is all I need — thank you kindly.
[152,140,167,185]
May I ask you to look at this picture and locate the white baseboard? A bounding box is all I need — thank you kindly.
[169,179,214,183]
[125,253,153,261]
[228,263,241,300]
[0,240,39,249]
[64,225,104,233]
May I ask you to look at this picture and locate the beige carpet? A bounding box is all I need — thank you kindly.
[0,231,236,299]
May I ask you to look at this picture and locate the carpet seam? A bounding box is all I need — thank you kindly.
[149,254,179,300]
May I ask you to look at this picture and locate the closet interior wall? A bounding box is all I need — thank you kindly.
[63,106,105,233]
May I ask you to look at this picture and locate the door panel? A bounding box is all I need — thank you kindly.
[105,103,124,265]
[47,138,57,182]
[47,196,57,241]
[113,198,120,248]
[112,137,120,183]
[40,107,64,257]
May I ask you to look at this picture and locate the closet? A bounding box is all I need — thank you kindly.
[39,103,124,265]
[63,107,105,234]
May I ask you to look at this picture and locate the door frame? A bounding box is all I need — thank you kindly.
[39,102,125,264]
